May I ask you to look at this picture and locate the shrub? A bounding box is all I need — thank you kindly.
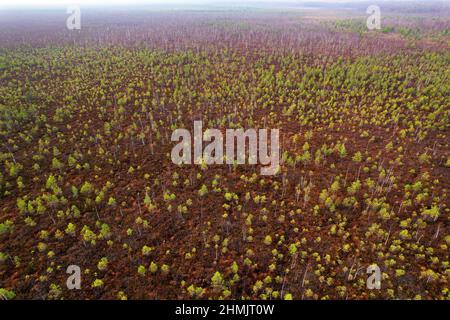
[91,279,104,288]
[97,257,108,271]
[0,288,16,300]
[149,261,158,274]
[138,265,146,276]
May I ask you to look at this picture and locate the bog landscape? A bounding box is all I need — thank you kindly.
[0,1,449,300]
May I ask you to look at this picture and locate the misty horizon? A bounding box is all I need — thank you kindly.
[1,0,449,10]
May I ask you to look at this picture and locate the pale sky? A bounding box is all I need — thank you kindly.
[0,0,424,9]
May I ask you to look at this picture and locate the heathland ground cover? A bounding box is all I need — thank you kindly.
[0,8,449,299]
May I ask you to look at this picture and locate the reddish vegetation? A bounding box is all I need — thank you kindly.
[0,8,449,300]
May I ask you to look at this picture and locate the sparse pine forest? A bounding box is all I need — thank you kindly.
[0,7,449,300]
